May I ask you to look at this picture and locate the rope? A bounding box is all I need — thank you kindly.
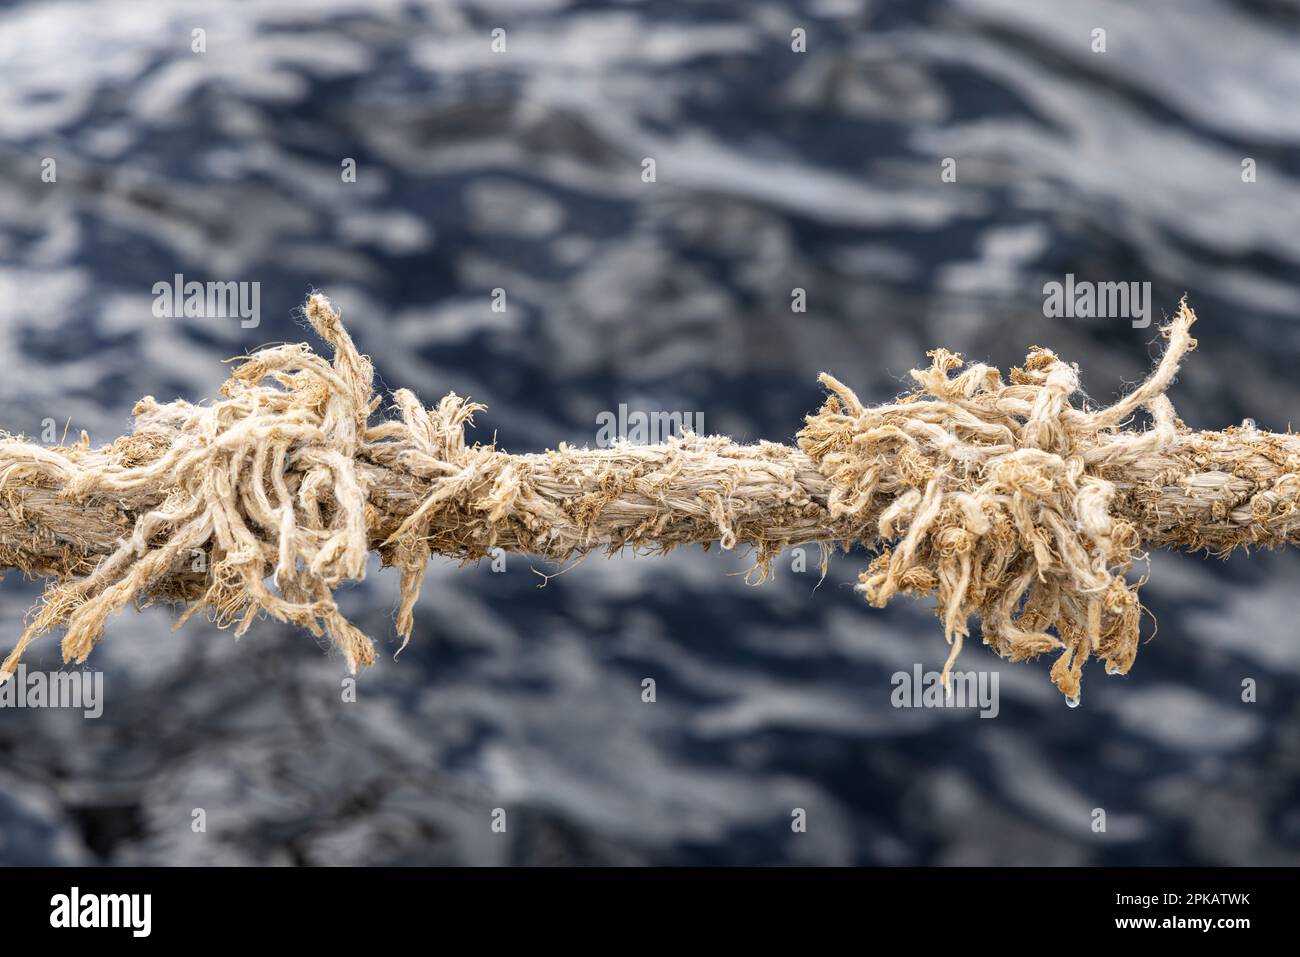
[0,295,1293,698]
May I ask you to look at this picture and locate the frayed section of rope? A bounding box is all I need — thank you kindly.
[799,301,1196,699]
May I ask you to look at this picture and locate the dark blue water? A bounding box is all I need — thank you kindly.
[1,0,1299,865]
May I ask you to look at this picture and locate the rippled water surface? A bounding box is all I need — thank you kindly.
[1,0,1299,864]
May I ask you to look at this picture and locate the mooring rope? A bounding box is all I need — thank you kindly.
[0,295,1294,698]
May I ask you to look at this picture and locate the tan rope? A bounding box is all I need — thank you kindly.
[0,295,1294,698]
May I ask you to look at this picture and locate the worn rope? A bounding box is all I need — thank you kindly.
[0,295,1295,698]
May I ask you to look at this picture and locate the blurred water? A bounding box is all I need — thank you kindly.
[1,0,1298,865]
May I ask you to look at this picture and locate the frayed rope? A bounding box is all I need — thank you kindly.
[799,300,1197,698]
[0,295,1292,698]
